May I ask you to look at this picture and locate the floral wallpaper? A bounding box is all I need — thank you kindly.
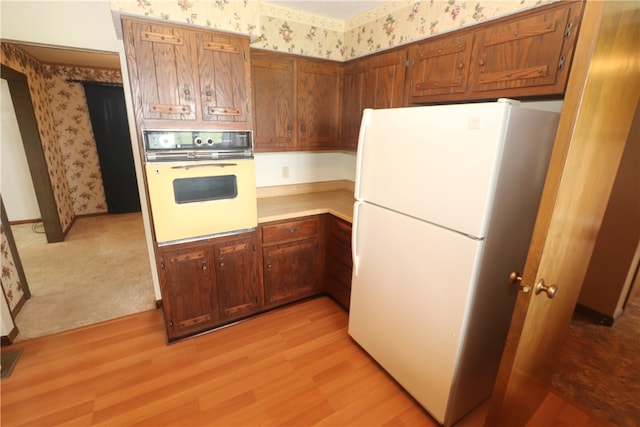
[42,65,122,215]
[0,43,75,233]
[344,0,552,59]
[111,0,552,61]
[1,223,25,313]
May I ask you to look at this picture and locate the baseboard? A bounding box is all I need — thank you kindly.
[575,304,615,326]
[1,326,20,346]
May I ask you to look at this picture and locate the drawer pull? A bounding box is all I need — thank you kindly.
[286,227,299,233]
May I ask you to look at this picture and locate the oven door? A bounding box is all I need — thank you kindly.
[145,159,257,244]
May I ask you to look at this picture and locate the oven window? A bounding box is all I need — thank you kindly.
[173,175,238,204]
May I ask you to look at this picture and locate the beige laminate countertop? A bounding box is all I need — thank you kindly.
[257,188,355,224]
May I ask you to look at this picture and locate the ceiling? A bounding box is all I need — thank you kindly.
[10,1,384,70]
[13,44,121,69]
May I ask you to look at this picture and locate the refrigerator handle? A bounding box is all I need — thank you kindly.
[352,200,362,277]
[354,109,371,200]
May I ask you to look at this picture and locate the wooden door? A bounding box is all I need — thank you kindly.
[365,48,407,109]
[159,245,218,340]
[486,2,640,425]
[83,83,140,214]
[195,31,251,126]
[123,18,197,122]
[213,234,261,320]
[251,51,295,151]
[297,59,342,149]
[405,33,472,103]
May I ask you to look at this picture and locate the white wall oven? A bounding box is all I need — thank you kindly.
[143,130,257,245]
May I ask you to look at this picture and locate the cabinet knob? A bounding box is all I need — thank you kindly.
[267,264,272,269]
[201,261,207,271]
[478,59,485,67]
[300,121,306,133]
[219,260,225,267]
[184,84,191,100]
[458,62,464,70]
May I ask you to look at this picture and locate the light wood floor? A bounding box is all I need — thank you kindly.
[1,297,611,426]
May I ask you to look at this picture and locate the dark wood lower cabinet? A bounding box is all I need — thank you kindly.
[261,216,322,307]
[263,238,320,306]
[324,216,353,310]
[213,234,262,320]
[157,214,352,342]
[157,231,260,342]
[158,243,219,340]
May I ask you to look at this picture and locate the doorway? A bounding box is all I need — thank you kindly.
[1,44,154,341]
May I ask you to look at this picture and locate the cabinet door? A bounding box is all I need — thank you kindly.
[195,31,251,126]
[123,19,197,122]
[159,245,218,339]
[213,235,261,320]
[263,238,319,306]
[251,51,295,151]
[469,2,581,96]
[365,48,407,109]
[297,60,342,149]
[405,33,473,103]
[341,60,367,151]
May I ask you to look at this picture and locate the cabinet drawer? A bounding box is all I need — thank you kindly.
[328,257,353,289]
[262,217,318,244]
[328,239,352,267]
[330,217,352,245]
[326,277,350,310]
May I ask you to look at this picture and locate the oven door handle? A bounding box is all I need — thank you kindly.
[170,163,237,169]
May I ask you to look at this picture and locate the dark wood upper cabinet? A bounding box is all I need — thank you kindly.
[251,51,295,150]
[251,51,342,152]
[124,19,197,122]
[340,60,367,151]
[122,16,251,131]
[341,48,407,150]
[365,48,407,109]
[195,31,251,124]
[405,33,473,103]
[468,1,583,97]
[297,59,342,150]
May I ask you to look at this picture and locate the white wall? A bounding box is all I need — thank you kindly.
[0,1,120,52]
[255,151,356,187]
[1,80,41,222]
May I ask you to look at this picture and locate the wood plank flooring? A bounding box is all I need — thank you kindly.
[1,297,612,426]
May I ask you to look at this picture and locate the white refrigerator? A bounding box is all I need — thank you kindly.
[348,99,559,426]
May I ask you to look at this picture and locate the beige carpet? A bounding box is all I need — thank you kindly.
[11,213,156,342]
[550,289,640,427]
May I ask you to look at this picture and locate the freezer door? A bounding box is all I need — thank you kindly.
[355,102,511,238]
[349,201,482,424]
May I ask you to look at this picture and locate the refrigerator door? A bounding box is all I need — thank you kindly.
[355,101,511,238]
[349,201,482,424]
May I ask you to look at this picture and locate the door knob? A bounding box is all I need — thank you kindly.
[509,271,530,293]
[535,279,558,299]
